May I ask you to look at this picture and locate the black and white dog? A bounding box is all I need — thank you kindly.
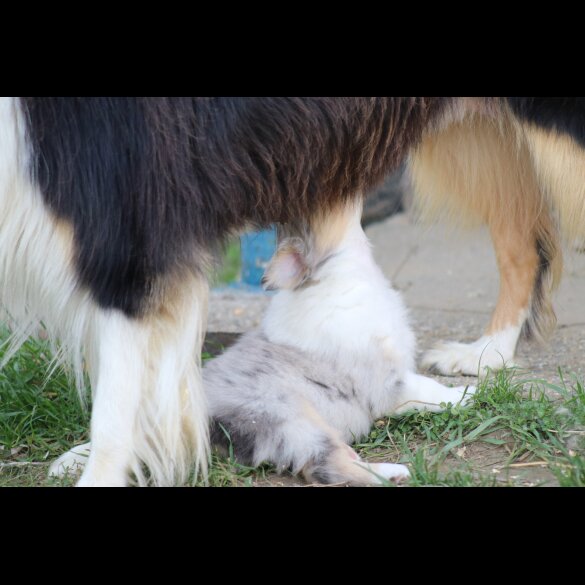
[1,97,581,486]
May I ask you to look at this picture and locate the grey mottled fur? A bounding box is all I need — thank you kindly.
[205,330,404,476]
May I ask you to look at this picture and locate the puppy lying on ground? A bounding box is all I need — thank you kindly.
[52,202,474,485]
[205,202,475,485]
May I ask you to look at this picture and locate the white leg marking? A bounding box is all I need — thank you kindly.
[394,372,476,414]
[77,311,148,487]
[364,462,411,484]
[421,324,522,376]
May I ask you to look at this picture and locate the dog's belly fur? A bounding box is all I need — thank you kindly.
[21,97,448,317]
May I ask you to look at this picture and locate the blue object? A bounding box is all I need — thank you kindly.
[239,227,277,288]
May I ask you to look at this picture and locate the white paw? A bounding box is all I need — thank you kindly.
[400,384,476,414]
[76,474,127,488]
[366,462,411,485]
[48,443,91,479]
[445,384,476,407]
[421,337,516,376]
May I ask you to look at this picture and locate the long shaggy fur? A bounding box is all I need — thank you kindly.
[6,97,450,486]
[411,99,561,342]
[5,96,585,484]
[21,97,447,317]
[410,97,585,375]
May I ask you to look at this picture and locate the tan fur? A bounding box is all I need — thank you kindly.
[298,399,358,483]
[410,105,562,341]
[298,399,403,486]
[307,446,369,484]
[299,397,342,434]
[411,109,542,228]
[133,271,210,485]
[262,239,310,290]
[486,223,536,333]
[309,200,362,258]
[520,125,585,243]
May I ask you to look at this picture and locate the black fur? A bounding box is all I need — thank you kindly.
[22,97,202,316]
[521,237,556,341]
[304,377,331,390]
[506,97,585,147]
[21,97,447,317]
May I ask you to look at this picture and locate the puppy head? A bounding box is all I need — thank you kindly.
[262,201,366,292]
[261,238,312,291]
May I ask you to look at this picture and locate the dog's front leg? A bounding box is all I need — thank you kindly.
[392,372,475,415]
[74,274,209,487]
[76,310,148,487]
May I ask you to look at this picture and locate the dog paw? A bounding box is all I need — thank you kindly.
[421,338,516,376]
[367,462,411,485]
[446,384,476,406]
[48,443,91,479]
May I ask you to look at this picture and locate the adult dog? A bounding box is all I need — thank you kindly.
[0,97,578,486]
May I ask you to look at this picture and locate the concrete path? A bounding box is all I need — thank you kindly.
[208,213,585,386]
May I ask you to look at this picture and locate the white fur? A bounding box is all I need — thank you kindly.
[363,462,411,484]
[49,443,91,479]
[394,372,475,414]
[421,322,522,376]
[0,97,95,388]
[263,209,416,374]
[55,203,476,486]
[1,98,209,486]
[202,203,476,485]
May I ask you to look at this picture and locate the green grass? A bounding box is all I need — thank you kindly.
[1,328,584,487]
[0,327,89,482]
[212,240,242,286]
[353,368,585,487]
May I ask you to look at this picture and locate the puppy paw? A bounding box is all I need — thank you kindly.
[445,384,476,407]
[366,462,411,485]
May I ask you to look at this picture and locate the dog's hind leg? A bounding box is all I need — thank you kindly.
[302,441,410,486]
[412,104,561,376]
[421,211,559,376]
[290,401,410,486]
[77,273,209,487]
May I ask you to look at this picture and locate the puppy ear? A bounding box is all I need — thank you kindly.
[261,238,310,291]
